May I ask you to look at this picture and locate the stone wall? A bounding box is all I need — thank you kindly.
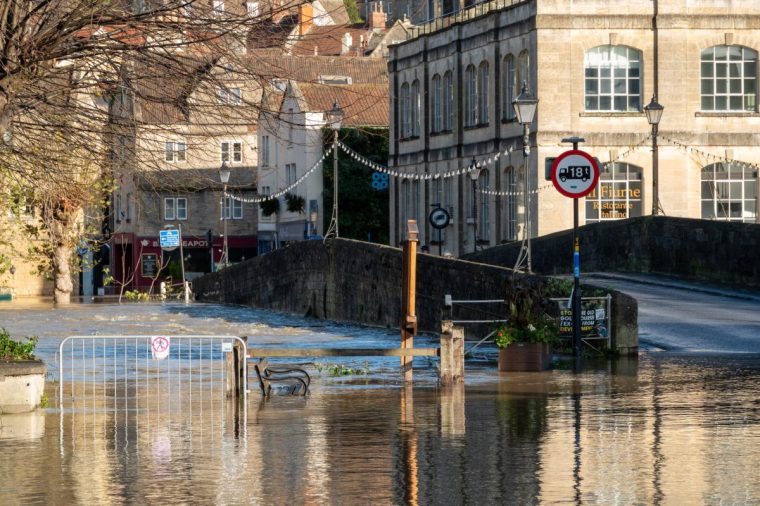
[193,238,638,353]
[465,216,760,290]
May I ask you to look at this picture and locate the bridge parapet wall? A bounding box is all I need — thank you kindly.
[193,238,638,354]
[465,216,760,289]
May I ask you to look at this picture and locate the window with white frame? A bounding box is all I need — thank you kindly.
[246,1,259,17]
[584,45,642,112]
[432,74,442,133]
[223,196,243,220]
[479,169,490,240]
[261,135,270,166]
[218,87,242,105]
[503,166,517,240]
[221,141,242,163]
[585,163,643,223]
[478,62,489,125]
[164,197,187,220]
[212,0,224,16]
[701,162,757,222]
[701,45,757,112]
[286,163,297,185]
[411,79,421,137]
[400,82,411,138]
[164,141,186,162]
[464,65,477,127]
[443,71,453,131]
[412,180,420,223]
[503,54,516,120]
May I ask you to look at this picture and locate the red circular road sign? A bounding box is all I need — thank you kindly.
[550,149,600,198]
[152,336,169,353]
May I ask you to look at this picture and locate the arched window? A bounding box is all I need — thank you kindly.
[701,162,757,222]
[478,62,489,125]
[479,169,490,240]
[411,79,421,137]
[432,74,442,133]
[503,54,516,120]
[464,65,477,127]
[585,163,643,223]
[701,45,757,112]
[517,50,530,90]
[584,45,642,112]
[443,71,454,131]
[503,166,517,240]
[400,83,410,138]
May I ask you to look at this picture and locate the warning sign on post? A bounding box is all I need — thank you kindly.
[558,309,605,336]
[151,336,171,360]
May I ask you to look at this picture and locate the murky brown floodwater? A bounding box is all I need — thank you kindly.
[0,301,759,505]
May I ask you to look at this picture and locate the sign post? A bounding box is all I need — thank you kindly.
[160,225,189,303]
[550,138,600,362]
[429,205,450,257]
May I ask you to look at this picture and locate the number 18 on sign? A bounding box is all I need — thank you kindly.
[550,149,600,359]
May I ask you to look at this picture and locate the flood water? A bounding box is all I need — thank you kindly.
[1,301,759,504]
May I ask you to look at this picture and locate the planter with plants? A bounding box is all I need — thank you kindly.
[0,328,47,413]
[495,278,559,372]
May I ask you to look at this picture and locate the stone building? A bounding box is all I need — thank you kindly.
[388,0,760,257]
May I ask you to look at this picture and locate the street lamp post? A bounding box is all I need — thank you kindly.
[644,95,664,216]
[469,157,480,253]
[512,81,539,273]
[325,100,344,239]
[219,161,231,268]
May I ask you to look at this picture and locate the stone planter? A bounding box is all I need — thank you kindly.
[0,360,47,413]
[498,343,552,372]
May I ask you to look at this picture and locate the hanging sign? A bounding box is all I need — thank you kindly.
[550,150,600,198]
[151,336,171,360]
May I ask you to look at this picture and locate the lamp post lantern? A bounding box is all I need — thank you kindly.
[325,100,344,239]
[512,81,538,273]
[469,157,480,253]
[644,95,664,216]
[219,161,231,268]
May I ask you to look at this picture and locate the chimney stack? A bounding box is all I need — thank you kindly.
[370,2,386,30]
[298,3,313,36]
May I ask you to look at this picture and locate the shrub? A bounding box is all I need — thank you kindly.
[0,328,38,360]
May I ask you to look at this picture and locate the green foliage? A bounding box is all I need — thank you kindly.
[259,197,280,217]
[39,392,49,408]
[315,361,370,376]
[284,192,306,214]
[343,0,363,24]
[323,128,389,243]
[124,290,150,302]
[496,277,560,347]
[494,320,558,347]
[0,328,38,360]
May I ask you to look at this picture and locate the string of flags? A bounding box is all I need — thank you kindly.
[224,146,333,203]
[660,136,760,172]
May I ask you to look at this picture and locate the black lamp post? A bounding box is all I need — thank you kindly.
[325,100,344,238]
[219,161,231,268]
[644,95,664,216]
[512,81,539,273]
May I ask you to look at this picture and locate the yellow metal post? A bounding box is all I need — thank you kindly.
[401,220,419,382]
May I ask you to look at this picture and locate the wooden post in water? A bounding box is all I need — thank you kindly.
[226,336,247,398]
[439,320,464,385]
[401,220,419,383]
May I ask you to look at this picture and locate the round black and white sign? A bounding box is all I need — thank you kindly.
[550,150,600,198]
[429,207,451,229]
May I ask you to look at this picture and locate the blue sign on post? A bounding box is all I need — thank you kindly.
[159,229,180,249]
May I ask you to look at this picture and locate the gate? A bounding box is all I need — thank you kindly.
[57,335,248,412]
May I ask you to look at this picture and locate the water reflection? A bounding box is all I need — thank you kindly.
[0,303,759,503]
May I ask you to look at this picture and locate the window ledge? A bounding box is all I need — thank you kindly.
[400,135,421,142]
[501,118,517,124]
[695,112,760,117]
[579,112,645,117]
[464,123,489,131]
[430,130,453,137]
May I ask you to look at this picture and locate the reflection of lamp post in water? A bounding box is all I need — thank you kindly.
[512,81,538,273]
[219,161,231,268]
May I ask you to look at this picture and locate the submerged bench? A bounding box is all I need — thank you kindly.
[253,358,311,397]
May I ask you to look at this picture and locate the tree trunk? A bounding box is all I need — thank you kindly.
[52,241,74,305]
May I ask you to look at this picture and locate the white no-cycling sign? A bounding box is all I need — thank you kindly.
[550,150,600,198]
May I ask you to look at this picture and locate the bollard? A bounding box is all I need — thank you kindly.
[226,336,247,398]
[439,320,464,385]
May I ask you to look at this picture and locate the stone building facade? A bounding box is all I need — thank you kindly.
[388,0,760,256]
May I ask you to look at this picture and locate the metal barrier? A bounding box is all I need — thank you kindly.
[56,335,248,412]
